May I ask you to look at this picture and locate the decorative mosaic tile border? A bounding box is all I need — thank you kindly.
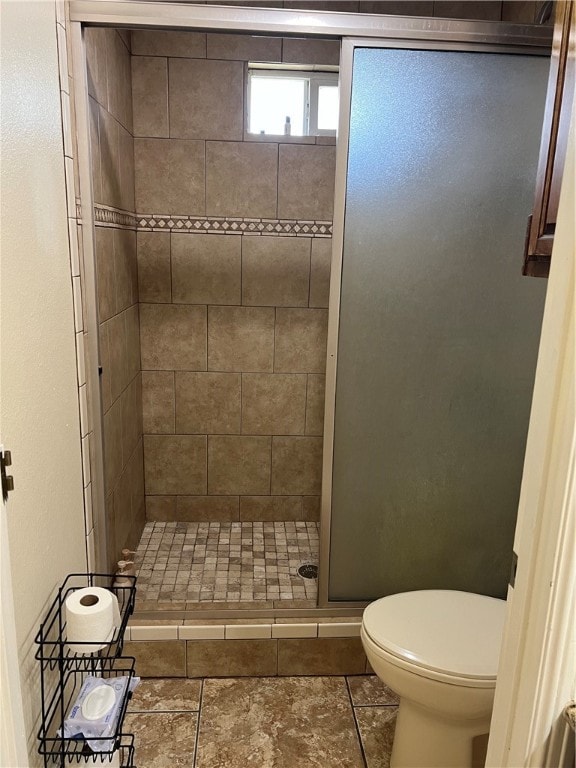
[90,205,333,237]
[136,213,333,238]
[92,203,138,229]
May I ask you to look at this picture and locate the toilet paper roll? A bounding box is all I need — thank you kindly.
[65,587,121,655]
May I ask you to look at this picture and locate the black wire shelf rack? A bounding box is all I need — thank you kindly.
[35,573,137,767]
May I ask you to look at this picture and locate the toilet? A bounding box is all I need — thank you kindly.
[361,590,506,768]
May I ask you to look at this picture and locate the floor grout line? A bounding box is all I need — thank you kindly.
[346,676,370,768]
[192,678,205,768]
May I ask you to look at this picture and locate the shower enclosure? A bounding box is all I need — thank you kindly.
[69,2,551,616]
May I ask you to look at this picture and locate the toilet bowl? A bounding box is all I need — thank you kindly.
[361,590,506,768]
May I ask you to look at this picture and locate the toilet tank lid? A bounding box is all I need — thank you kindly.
[362,590,507,679]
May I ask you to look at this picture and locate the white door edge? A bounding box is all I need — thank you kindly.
[0,443,28,768]
[486,103,576,767]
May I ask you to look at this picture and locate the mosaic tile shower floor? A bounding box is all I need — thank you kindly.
[134,521,319,606]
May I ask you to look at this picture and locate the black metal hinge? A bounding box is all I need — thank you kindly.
[1,448,14,502]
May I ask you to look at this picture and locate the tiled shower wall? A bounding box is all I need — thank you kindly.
[132,33,337,523]
[86,28,146,565]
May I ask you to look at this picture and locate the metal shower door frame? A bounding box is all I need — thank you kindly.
[318,33,551,608]
[67,0,551,600]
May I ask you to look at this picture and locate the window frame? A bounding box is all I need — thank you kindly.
[247,66,339,137]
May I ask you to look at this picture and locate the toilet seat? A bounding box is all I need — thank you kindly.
[362,590,506,686]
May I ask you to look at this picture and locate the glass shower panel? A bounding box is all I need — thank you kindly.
[329,48,549,601]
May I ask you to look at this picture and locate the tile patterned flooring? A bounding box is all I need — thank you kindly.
[134,521,319,605]
[125,675,399,768]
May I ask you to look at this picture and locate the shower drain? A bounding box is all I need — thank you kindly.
[297,563,319,580]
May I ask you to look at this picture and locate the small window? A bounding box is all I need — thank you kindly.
[248,67,339,137]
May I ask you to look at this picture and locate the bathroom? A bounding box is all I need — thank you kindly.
[1,1,574,767]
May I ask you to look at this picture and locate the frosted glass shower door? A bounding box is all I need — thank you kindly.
[327,45,549,602]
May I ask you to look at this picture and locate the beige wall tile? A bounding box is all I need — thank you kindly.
[172,234,241,305]
[309,238,331,308]
[433,0,502,19]
[105,311,128,402]
[179,625,225,640]
[242,237,310,307]
[176,496,240,522]
[169,58,244,141]
[271,436,322,495]
[89,97,102,203]
[95,227,115,322]
[282,37,340,66]
[242,373,307,435]
[114,229,138,312]
[208,435,271,495]
[239,495,303,521]
[318,622,361,638]
[121,375,143,463]
[207,33,282,62]
[104,397,122,493]
[123,640,187,677]
[277,638,366,675]
[85,27,108,107]
[176,372,241,434]
[99,106,121,208]
[128,440,146,532]
[105,492,115,568]
[137,232,171,303]
[113,464,132,551]
[140,304,207,371]
[132,56,168,138]
[99,323,112,412]
[130,626,179,641]
[278,145,336,220]
[125,304,141,381]
[225,625,272,639]
[186,639,277,677]
[144,434,207,494]
[305,374,325,436]
[208,306,274,372]
[274,308,328,373]
[142,371,175,433]
[146,495,177,520]
[118,125,135,212]
[358,0,434,13]
[135,138,205,214]
[206,142,277,218]
[106,30,133,132]
[132,30,207,58]
[302,495,321,520]
[271,623,318,639]
[117,30,131,49]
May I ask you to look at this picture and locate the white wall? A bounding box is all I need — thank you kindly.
[0,0,87,761]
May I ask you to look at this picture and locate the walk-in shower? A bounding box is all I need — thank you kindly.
[70,4,551,619]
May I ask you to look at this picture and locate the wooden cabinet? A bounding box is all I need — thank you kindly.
[523,0,575,277]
